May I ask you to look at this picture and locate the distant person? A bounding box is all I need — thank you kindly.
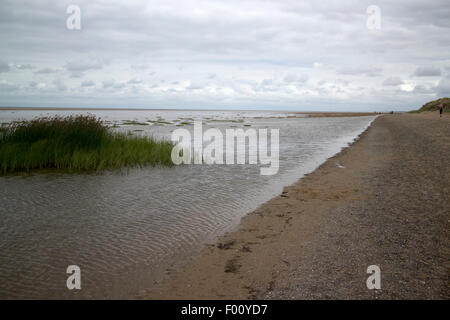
[439,103,444,117]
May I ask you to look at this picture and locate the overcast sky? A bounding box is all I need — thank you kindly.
[0,0,449,111]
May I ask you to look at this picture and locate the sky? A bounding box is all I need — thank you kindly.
[0,0,449,111]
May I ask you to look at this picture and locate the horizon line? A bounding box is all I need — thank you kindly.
[0,106,391,113]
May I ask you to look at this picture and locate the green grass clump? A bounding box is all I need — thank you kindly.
[121,120,149,126]
[178,121,193,125]
[0,115,174,175]
[148,119,173,125]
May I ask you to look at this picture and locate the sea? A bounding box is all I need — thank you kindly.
[0,109,376,298]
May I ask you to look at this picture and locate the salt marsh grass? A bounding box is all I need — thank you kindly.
[0,115,174,174]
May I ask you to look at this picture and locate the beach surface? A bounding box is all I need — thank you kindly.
[143,112,449,299]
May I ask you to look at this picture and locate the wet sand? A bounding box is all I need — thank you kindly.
[143,112,449,299]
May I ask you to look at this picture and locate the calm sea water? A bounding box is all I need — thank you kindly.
[0,109,376,298]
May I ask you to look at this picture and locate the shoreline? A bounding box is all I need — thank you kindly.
[142,113,449,299]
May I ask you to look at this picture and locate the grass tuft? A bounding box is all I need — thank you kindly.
[0,115,174,175]
[121,120,149,126]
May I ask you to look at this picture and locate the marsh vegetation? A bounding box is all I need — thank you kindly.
[0,115,174,174]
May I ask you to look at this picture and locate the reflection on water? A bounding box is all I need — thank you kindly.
[0,110,376,298]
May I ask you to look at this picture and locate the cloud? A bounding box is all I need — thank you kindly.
[283,74,308,84]
[412,66,441,77]
[382,77,404,86]
[436,78,450,95]
[0,0,450,111]
[0,61,11,73]
[81,80,95,87]
[413,84,433,94]
[127,78,143,84]
[102,80,115,89]
[70,72,85,78]
[131,64,149,70]
[65,60,103,73]
[29,81,46,89]
[336,66,382,77]
[0,80,18,91]
[14,64,34,70]
[186,81,204,90]
[53,79,67,91]
[113,82,126,89]
[336,79,350,86]
[34,68,59,74]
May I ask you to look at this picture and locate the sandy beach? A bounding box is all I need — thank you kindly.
[143,112,449,299]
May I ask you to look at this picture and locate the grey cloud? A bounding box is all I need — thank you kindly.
[436,78,450,95]
[101,80,127,89]
[102,80,128,89]
[65,60,104,73]
[253,79,278,92]
[283,74,308,84]
[337,66,382,77]
[128,78,143,84]
[0,0,449,111]
[102,80,115,89]
[0,61,11,73]
[81,80,95,87]
[34,68,59,74]
[131,64,149,70]
[70,72,85,78]
[14,64,34,70]
[53,79,67,91]
[0,81,19,91]
[413,84,434,94]
[113,82,126,89]
[186,82,204,90]
[412,66,441,77]
[336,79,350,86]
[382,77,404,86]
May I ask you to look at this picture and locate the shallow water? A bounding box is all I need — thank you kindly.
[0,110,376,298]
